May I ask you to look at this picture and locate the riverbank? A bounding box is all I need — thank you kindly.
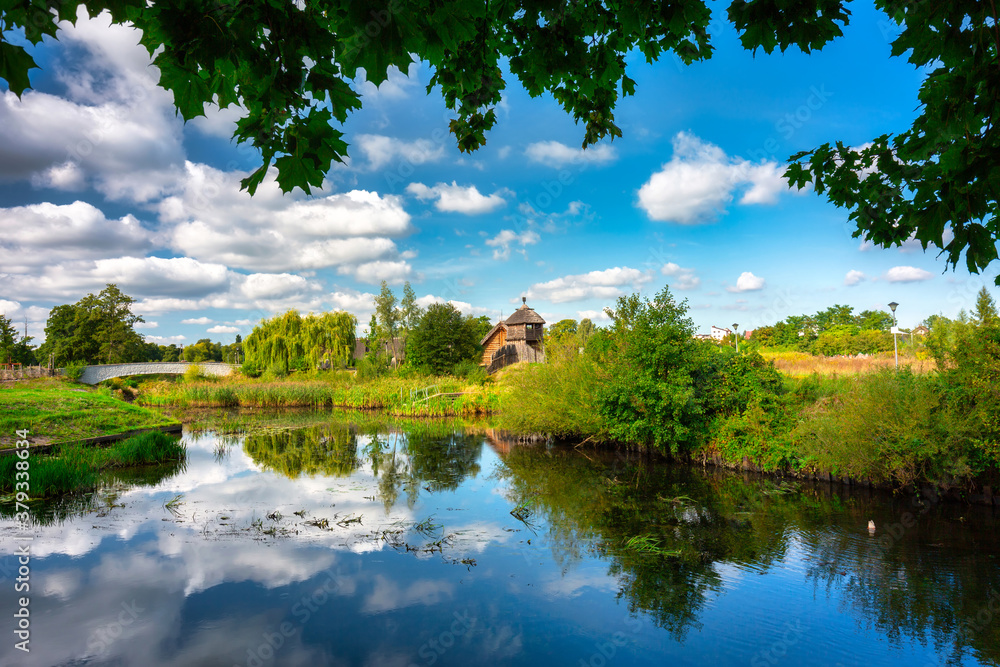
[0,377,180,447]
[0,430,184,498]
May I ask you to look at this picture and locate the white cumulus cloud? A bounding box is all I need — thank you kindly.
[637,132,791,224]
[207,325,240,334]
[0,201,152,271]
[181,317,214,325]
[161,163,414,274]
[844,270,866,286]
[406,182,508,215]
[885,266,934,283]
[485,229,540,260]
[661,262,701,290]
[524,141,617,168]
[525,267,653,304]
[356,134,445,171]
[727,272,766,293]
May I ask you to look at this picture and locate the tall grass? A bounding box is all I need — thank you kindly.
[138,374,499,416]
[0,431,185,497]
[793,369,965,485]
[762,350,934,377]
[495,352,605,439]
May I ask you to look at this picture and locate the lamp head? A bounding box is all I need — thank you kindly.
[888,302,898,313]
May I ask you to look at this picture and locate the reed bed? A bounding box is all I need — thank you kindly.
[138,375,499,416]
[0,431,185,497]
[762,350,934,377]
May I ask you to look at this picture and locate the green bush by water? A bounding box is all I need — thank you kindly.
[0,431,185,497]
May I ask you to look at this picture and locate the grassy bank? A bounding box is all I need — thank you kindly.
[495,336,1000,490]
[0,430,185,497]
[137,373,499,416]
[0,378,179,447]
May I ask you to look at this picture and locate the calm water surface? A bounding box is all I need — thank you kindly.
[2,412,1000,666]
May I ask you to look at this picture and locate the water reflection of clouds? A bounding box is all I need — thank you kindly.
[541,566,618,598]
[362,574,455,613]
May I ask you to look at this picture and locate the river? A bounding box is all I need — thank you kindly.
[2,411,999,666]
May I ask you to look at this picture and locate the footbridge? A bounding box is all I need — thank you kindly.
[75,362,236,385]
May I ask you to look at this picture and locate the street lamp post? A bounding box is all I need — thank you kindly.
[732,323,739,353]
[888,302,899,369]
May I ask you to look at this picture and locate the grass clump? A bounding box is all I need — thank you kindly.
[0,431,185,497]
[793,369,962,485]
[496,352,605,440]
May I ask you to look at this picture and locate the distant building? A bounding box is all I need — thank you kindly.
[710,325,732,341]
[481,298,546,373]
[693,333,713,341]
[911,325,930,336]
[354,337,405,364]
[743,329,754,340]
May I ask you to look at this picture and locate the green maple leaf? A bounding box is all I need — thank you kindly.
[0,42,37,97]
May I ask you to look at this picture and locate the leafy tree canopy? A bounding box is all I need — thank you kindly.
[3,1,997,280]
[244,309,356,373]
[407,303,482,374]
[36,284,145,365]
[0,313,34,365]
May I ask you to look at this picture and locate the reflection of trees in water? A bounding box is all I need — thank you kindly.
[364,424,484,512]
[0,459,187,526]
[244,423,360,478]
[243,419,483,512]
[798,498,1000,667]
[497,445,1000,660]
[497,448,798,638]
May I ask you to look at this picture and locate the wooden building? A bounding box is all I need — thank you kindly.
[480,297,546,373]
[353,337,405,364]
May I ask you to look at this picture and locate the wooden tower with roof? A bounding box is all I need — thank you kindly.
[480,297,546,372]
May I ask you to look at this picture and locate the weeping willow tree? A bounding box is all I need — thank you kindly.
[244,310,356,374]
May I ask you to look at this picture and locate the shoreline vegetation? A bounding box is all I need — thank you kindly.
[0,430,184,498]
[2,284,998,500]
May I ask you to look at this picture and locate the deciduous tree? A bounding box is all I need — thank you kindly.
[407,303,482,375]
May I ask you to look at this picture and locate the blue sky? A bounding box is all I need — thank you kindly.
[1,2,996,348]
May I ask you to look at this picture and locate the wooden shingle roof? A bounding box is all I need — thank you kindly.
[505,298,545,325]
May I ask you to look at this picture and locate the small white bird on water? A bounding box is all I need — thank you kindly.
[867,520,876,534]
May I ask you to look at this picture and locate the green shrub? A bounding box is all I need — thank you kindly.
[793,369,964,485]
[240,361,263,378]
[356,354,388,381]
[64,362,86,381]
[498,353,605,439]
[452,360,487,384]
[183,363,205,382]
[261,363,288,381]
[0,431,184,497]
